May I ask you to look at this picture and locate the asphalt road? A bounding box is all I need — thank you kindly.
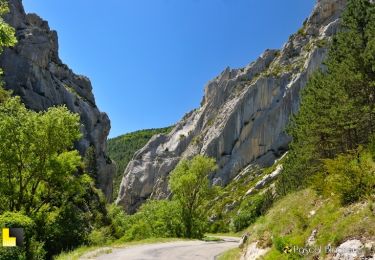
[93,237,240,260]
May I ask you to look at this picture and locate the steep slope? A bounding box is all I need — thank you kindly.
[116,0,346,213]
[108,127,173,198]
[0,0,114,200]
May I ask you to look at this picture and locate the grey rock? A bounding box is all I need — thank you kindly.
[240,242,270,260]
[245,164,283,196]
[116,0,347,213]
[306,229,317,247]
[239,232,250,248]
[332,240,367,260]
[0,0,114,200]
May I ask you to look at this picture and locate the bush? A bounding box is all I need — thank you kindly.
[0,212,45,260]
[323,149,375,205]
[232,193,274,232]
[120,200,183,241]
[88,226,113,246]
[107,204,128,239]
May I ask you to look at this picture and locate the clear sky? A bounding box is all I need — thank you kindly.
[22,0,315,138]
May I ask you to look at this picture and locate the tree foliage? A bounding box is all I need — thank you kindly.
[0,0,16,53]
[0,95,110,258]
[277,0,375,195]
[169,155,217,238]
[322,148,375,205]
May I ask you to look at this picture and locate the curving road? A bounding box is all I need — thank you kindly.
[92,237,240,260]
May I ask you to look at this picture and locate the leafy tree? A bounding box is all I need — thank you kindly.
[0,0,16,103]
[0,0,17,53]
[169,155,217,238]
[0,97,82,214]
[120,200,183,241]
[0,96,103,257]
[0,1,112,258]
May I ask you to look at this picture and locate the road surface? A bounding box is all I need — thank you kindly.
[91,237,240,260]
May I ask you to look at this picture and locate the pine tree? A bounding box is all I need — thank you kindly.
[277,0,375,194]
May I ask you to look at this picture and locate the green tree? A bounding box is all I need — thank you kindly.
[0,0,16,103]
[0,1,112,258]
[277,0,375,195]
[0,0,17,53]
[120,200,183,241]
[169,155,217,238]
[0,96,111,258]
[0,97,82,214]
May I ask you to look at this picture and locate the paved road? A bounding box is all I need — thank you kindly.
[93,237,240,260]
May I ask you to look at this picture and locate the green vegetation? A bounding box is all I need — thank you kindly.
[277,0,375,196]
[0,1,17,53]
[0,93,112,259]
[218,1,375,258]
[218,247,241,260]
[107,127,173,198]
[232,191,274,232]
[2,0,375,259]
[104,155,219,242]
[0,4,112,258]
[116,200,183,241]
[170,155,218,238]
[60,155,219,256]
[244,189,375,259]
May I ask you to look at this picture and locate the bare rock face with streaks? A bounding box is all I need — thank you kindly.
[116,0,347,213]
[0,0,114,200]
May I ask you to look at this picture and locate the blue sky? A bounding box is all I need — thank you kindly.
[22,0,315,138]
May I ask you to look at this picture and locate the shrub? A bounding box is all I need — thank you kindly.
[107,204,128,239]
[121,200,183,241]
[232,193,274,232]
[0,212,45,260]
[88,226,113,246]
[323,149,375,205]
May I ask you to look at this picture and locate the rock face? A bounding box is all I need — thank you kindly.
[0,0,114,200]
[116,0,347,213]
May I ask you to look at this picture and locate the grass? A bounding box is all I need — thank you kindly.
[242,188,375,259]
[54,238,187,260]
[206,232,242,238]
[217,248,242,260]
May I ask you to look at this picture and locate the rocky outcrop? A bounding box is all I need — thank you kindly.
[332,239,374,260]
[245,164,283,196]
[116,0,347,213]
[240,242,270,260]
[0,0,114,200]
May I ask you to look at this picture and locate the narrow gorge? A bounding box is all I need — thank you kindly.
[116,0,346,213]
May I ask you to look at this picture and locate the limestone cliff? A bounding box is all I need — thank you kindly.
[0,0,114,200]
[116,0,346,213]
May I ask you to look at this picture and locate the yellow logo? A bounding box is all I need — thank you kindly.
[283,245,292,254]
[2,228,16,247]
